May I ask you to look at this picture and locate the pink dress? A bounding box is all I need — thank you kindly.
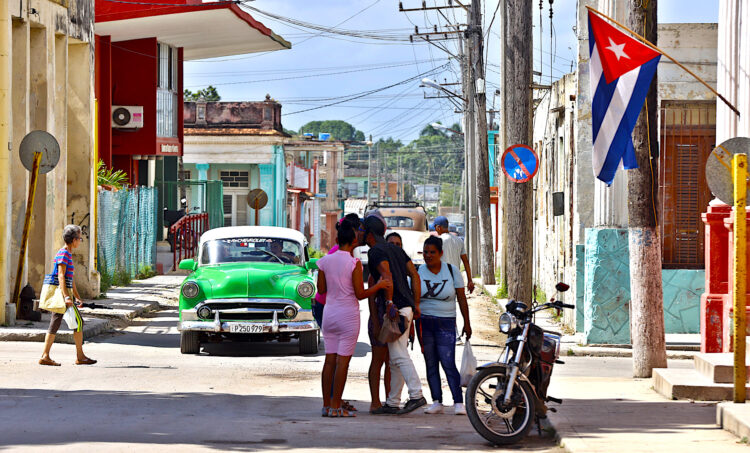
[314,244,338,306]
[317,250,360,356]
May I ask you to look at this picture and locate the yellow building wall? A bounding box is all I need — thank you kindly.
[1,0,97,324]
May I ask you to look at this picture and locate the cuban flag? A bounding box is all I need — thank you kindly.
[589,11,661,185]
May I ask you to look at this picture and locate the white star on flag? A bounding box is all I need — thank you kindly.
[606,37,630,61]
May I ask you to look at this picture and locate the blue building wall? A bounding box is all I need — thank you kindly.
[580,228,703,344]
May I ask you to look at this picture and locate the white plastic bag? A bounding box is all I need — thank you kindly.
[63,306,79,330]
[460,340,477,387]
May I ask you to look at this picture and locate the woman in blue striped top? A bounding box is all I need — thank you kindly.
[39,225,96,366]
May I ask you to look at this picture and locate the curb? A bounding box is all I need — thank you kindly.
[0,297,163,343]
[0,317,112,343]
[565,346,696,360]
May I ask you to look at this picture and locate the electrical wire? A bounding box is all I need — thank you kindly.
[185,60,445,88]
[283,64,449,115]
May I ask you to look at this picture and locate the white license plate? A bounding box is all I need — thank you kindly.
[229,324,266,333]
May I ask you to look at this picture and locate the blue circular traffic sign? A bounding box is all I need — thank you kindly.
[501,144,539,183]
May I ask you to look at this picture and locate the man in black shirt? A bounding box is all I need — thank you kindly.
[364,213,425,415]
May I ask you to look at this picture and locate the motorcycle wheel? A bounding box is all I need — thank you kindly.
[466,367,536,445]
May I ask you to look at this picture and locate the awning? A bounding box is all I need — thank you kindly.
[95,3,290,60]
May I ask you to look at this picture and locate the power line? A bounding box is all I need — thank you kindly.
[284,64,449,115]
[185,60,445,88]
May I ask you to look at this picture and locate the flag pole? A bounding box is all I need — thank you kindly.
[586,5,741,117]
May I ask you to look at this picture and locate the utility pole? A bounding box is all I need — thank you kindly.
[469,0,496,284]
[504,0,533,303]
[627,0,667,378]
[377,142,382,203]
[461,35,479,272]
[367,135,372,204]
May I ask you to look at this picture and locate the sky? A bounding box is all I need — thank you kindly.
[184,0,718,144]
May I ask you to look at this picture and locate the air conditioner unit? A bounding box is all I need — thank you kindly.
[111,105,144,129]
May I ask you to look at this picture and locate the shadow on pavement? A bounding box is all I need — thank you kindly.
[0,388,556,451]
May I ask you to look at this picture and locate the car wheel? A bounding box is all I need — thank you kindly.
[299,330,319,354]
[180,331,201,354]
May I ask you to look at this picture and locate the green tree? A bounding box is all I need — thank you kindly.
[97,160,128,189]
[299,120,365,141]
[183,85,221,102]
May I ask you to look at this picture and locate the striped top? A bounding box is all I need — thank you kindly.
[43,247,74,288]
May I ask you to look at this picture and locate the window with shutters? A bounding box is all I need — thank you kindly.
[659,101,716,269]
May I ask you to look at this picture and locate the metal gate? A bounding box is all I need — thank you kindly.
[154,180,224,240]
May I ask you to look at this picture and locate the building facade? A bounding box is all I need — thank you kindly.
[183,99,288,228]
[1,0,98,324]
[94,0,290,187]
[529,0,718,342]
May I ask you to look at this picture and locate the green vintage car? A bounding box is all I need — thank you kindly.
[177,226,319,355]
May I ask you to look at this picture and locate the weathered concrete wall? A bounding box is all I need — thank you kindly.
[662,269,703,334]
[658,23,717,101]
[576,244,585,332]
[582,230,704,343]
[716,0,750,143]
[532,73,578,326]
[584,228,631,344]
[6,0,96,301]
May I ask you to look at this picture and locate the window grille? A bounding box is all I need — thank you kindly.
[659,101,716,269]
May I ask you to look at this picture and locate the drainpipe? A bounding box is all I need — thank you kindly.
[0,0,11,324]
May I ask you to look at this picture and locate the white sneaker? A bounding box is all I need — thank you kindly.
[424,402,444,414]
[454,403,466,415]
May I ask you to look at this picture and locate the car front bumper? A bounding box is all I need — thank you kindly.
[179,318,318,334]
[179,302,318,334]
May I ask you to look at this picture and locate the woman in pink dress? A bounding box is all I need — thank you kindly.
[317,220,391,417]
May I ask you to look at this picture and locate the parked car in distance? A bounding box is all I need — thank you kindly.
[354,201,431,273]
[177,226,319,355]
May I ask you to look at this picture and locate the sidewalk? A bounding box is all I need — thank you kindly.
[471,280,743,452]
[536,310,745,452]
[0,275,182,343]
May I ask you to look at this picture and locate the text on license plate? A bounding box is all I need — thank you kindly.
[229,324,266,333]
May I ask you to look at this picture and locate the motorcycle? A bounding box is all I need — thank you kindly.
[466,282,574,445]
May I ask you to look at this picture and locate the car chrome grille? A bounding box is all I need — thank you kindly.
[200,299,297,321]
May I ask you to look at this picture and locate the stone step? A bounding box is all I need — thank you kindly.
[654,367,750,401]
[717,402,750,440]
[694,353,750,383]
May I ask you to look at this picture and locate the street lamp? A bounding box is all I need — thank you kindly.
[431,122,464,136]
[421,78,466,102]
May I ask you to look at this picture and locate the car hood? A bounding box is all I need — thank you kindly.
[194,263,307,299]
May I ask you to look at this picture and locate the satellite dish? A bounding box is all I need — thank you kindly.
[112,107,131,126]
[706,137,750,205]
[18,130,60,174]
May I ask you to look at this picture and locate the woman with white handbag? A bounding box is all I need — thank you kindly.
[38,225,96,366]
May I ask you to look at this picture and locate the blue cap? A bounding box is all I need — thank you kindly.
[434,216,449,227]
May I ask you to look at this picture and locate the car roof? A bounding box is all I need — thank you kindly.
[382,208,426,218]
[200,226,306,245]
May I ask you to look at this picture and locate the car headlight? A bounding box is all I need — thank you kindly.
[182,282,199,299]
[499,312,518,333]
[297,281,315,298]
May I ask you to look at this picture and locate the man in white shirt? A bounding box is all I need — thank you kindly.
[433,216,474,294]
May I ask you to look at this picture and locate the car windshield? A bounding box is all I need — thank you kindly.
[200,238,302,265]
[384,216,415,228]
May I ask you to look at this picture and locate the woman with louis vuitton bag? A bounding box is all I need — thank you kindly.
[38,225,96,366]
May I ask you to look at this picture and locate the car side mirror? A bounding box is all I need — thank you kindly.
[179,259,196,271]
[305,258,318,271]
[555,282,570,292]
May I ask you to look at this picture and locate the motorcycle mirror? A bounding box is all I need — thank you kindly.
[555,282,570,292]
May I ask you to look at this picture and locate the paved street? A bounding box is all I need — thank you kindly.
[0,284,562,452]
